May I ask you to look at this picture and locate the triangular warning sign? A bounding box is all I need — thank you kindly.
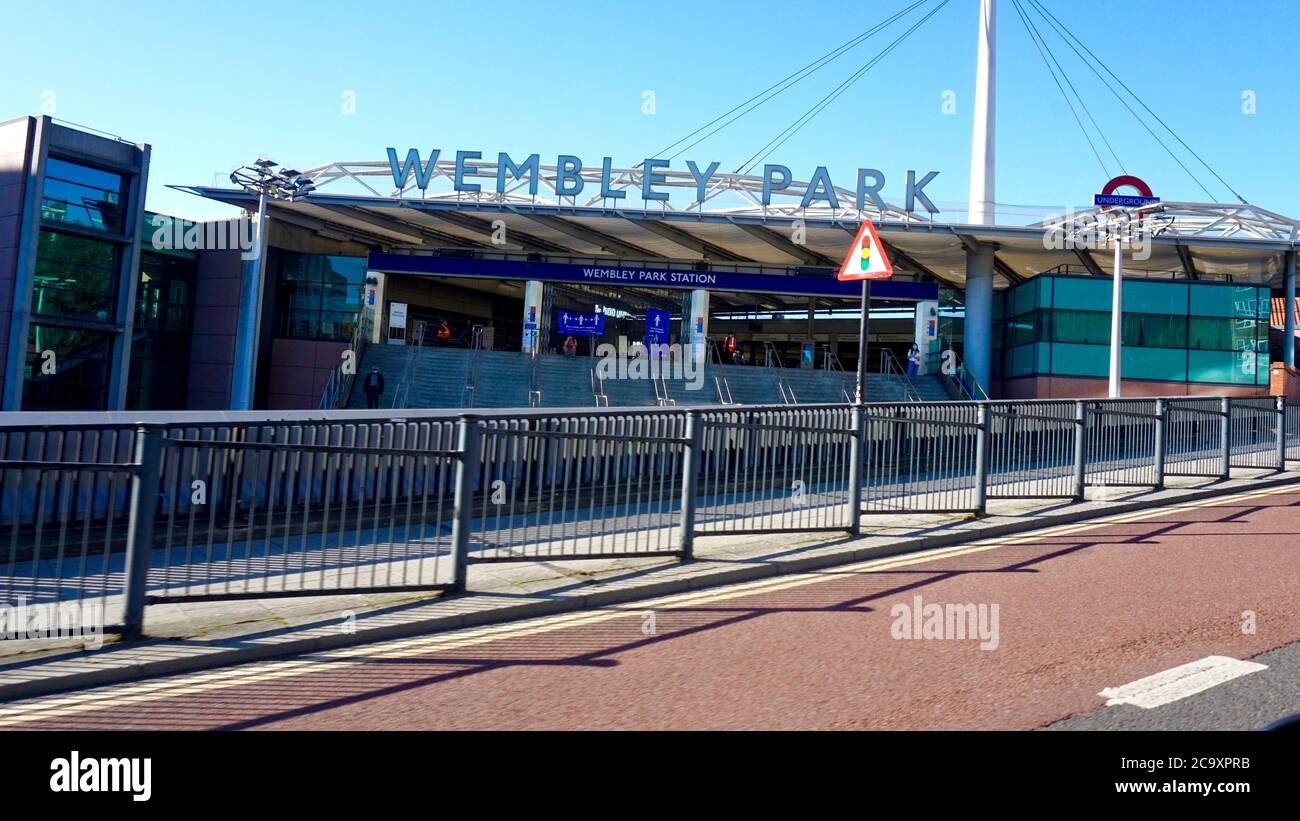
[837,219,893,281]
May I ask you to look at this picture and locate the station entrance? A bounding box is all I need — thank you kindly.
[372,271,939,377]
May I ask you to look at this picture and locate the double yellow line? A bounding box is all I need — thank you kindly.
[1,481,1293,727]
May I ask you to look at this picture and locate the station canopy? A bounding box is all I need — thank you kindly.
[177,159,1300,296]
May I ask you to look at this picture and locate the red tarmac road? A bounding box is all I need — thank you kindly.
[5,485,1299,730]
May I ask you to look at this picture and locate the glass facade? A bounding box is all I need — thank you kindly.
[32,229,120,321]
[22,324,115,410]
[38,158,125,233]
[275,251,366,341]
[126,239,197,409]
[997,275,1270,386]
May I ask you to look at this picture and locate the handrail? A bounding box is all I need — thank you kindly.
[714,375,734,405]
[880,348,922,403]
[927,349,989,401]
[590,362,609,407]
[821,346,845,372]
[318,311,372,409]
[460,325,485,408]
[762,342,784,368]
[653,375,676,406]
[392,320,426,408]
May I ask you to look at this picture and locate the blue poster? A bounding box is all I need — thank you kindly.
[555,310,605,336]
[645,309,671,345]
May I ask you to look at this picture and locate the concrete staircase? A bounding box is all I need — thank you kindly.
[344,346,960,410]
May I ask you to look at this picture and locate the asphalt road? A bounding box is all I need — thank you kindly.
[2,483,1297,731]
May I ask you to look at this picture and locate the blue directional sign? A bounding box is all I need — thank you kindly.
[645,309,671,345]
[556,310,605,336]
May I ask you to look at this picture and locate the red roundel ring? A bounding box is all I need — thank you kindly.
[1100,175,1154,198]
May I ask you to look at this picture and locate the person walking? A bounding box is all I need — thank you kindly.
[361,365,385,409]
[563,335,578,358]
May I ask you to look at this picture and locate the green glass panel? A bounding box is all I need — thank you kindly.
[1050,310,1110,345]
[1188,350,1259,384]
[1049,342,1109,377]
[1051,277,1112,312]
[1121,346,1186,381]
[1121,314,1186,348]
[1004,343,1036,377]
[1122,280,1187,315]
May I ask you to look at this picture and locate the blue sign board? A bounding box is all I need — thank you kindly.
[368,253,939,302]
[1093,194,1160,208]
[556,310,605,336]
[645,309,671,345]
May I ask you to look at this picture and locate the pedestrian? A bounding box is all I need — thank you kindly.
[563,335,578,357]
[435,319,451,346]
[906,343,921,378]
[361,365,385,409]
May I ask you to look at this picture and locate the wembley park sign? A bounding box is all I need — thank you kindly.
[386,148,942,215]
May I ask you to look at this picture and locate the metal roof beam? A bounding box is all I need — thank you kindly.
[1073,248,1107,277]
[1175,243,1201,280]
[733,222,837,267]
[520,214,662,258]
[262,206,394,248]
[310,204,475,248]
[423,211,573,254]
[874,236,961,289]
[622,216,748,262]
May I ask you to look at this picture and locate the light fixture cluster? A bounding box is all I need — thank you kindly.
[229,157,316,202]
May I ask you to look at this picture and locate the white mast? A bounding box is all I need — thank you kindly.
[967,0,996,225]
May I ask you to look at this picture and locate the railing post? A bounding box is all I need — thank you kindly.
[449,415,482,593]
[1219,397,1232,480]
[846,404,864,536]
[1275,395,1287,473]
[1072,400,1088,501]
[974,403,989,515]
[121,426,164,641]
[1154,398,1167,489]
[678,411,703,560]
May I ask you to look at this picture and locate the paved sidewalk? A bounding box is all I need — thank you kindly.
[1,469,1296,700]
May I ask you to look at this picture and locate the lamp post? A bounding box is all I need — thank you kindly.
[227,159,315,409]
[1056,207,1170,400]
[1108,215,1127,398]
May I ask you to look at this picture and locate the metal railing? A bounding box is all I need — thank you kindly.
[391,320,427,408]
[460,325,485,408]
[1,394,1295,639]
[318,312,373,409]
[821,346,845,371]
[927,349,989,402]
[590,365,609,407]
[879,349,922,402]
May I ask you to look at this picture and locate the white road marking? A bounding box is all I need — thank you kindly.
[1099,656,1268,709]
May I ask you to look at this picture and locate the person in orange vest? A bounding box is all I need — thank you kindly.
[435,319,451,345]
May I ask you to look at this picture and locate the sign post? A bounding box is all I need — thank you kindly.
[837,220,894,404]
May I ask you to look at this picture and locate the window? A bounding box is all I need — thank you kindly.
[40,158,125,234]
[32,229,120,321]
[23,324,114,410]
[276,252,365,341]
[128,247,197,409]
[1122,313,1186,349]
[1050,309,1110,345]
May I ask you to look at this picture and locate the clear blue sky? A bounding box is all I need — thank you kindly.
[3,0,1297,220]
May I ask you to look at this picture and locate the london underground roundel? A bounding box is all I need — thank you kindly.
[838,219,893,281]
